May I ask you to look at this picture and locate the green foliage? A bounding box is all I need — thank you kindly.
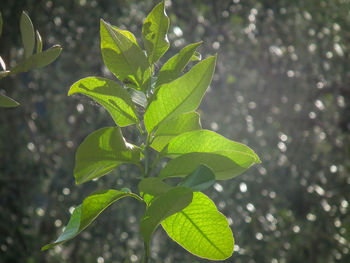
[142,1,170,65]
[43,1,260,261]
[0,11,61,107]
[162,192,234,260]
[68,77,139,126]
[73,127,141,184]
[20,11,35,59]
[42,189,142,251]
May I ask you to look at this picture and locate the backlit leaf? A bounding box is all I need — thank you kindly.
[68,77,139,127]
[100,20,150,91]
[144,56,216,133]
[151,112,201,152]
[74,127,141,184]
[156,42,202,87]
[42,189,141,250]
[20,11,35,58]
[142,1,170,64]
[162,192,234,260]
[160,152,251,180]
[140,186,193,244]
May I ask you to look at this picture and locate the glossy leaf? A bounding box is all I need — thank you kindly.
[162,129,260,165]
[138,177,171,197]
[142,1,170,64]
[162,192,234,260]
[11,45,62,74]
[74,127,141,184]
[160,152,252,180]
[42,189,141,250]
[156,42,202,87]
[140,186,193,244]
[190,51,202,62]
[178,164,215,191]
[100,20,150,91]
[144,56,216,133]
[20,11,35,58]
[127,88,147,108]
[36,30,42,53]
[0,94,20,108]
[68,77,139,127]
[0,56,6,71]
[151,112,201,152]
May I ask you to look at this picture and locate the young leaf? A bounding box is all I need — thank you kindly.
[36,30,43,53]
[20,11,35,58]
[178,164,215,191]
[160,152,252,180]
[162,129,260,163]
[74,127,141,184]
[162,192,234,260]
[144,56,216,133]
[142,1,170,64]
[156,42,202,87]
[140,186,193,244]
[11,45,62,74]
[0,94,20,108]
[151,112,201,152]
[138,177,171,197]
[41,189,141,251]
[100,20,150,91]
[68,77,139,127]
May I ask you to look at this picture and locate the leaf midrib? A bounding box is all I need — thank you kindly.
[180,210,227,257]
[149,63,211,132]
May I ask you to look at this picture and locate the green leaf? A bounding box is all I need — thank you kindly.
[68,77,139,127]
[160,152,251,180]
[74,127,141,184]
[11,45,62,74]
[0,94,20,108]
[156,42,202,87]
[144,56,216,133]
[138,177,171,197]
[162,192,234,260]
[140,186,193,244]
[42,189,141,251]
[190,51,202,62]
[0,11,3,37]
[100,20,150,91]
[20,11,35,58]
[151,112,201,152]
[178,164,215,191]
[127,88,147,108]
[160,130,260,179]
[36,30,42,53]
[142,1,170,64]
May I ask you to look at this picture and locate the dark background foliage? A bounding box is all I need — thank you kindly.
[1,0,349,262]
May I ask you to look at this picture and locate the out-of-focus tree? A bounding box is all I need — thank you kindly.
[1,0,349,262]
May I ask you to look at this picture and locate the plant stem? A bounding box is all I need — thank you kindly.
[142,241,150,263]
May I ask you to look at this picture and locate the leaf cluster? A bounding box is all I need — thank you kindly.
[0,11,61,107]
[42,1,260,261]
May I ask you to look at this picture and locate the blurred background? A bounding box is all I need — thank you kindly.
[1,0,350,262]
